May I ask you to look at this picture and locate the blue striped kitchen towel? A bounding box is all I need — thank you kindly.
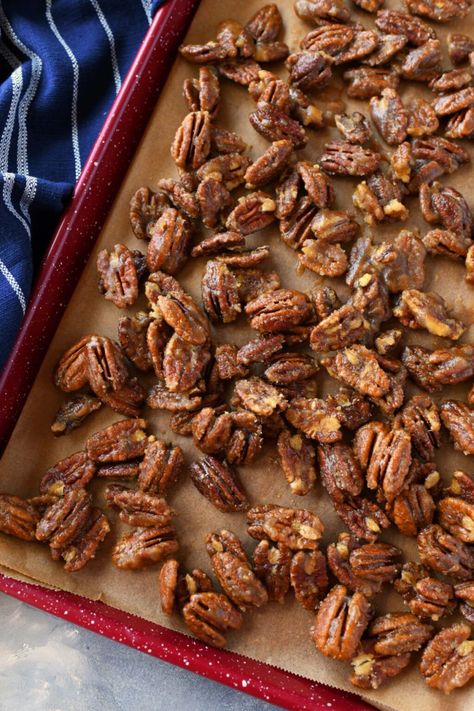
[0,0,163,369]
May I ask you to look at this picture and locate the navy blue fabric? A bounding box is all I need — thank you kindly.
[0,0,163,368]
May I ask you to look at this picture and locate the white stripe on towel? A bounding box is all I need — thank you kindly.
[90,0,121,94]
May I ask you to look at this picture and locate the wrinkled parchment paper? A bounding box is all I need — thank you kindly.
[1,1,474,709]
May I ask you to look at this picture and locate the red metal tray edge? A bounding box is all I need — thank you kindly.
[0,3,376,709]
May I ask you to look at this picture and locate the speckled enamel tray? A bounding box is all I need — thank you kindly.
[0,3,374,708]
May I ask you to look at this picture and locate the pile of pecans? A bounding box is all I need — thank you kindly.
[4,0,474,697]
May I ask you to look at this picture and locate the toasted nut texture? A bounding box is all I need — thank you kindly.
[312,585,371,660]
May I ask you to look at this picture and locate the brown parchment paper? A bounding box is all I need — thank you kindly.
[2,1,474,709]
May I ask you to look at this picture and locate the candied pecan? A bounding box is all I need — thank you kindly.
[201,260,240,324]
[367,613,433,656]
[275,168,300,219]
[446,107,474,140]
[232,267,280,305]
[206,529,268,610]
[447,470,474,503]
[0,494,45,541]
[99,377,146,418]
[329,387,372,431]
[395,562,456,621]
[82,336,128,400]
[370,89,407,146]
[35,487,91,554]
[319,141,380,177]
[285,397,341,443]
[350,642,411,690]
[191,408,233,454]
[334,495,390,542]
[216,19,253,59]
[182,592,243,648]
[61,507,110,572]
[449,33,474,65]
[264,352,317,384]
[401,394,441,461]
[438,497,474,544]
[344,68,399,100]
[130,186,169,240]
[216,245,270,268]
[299,240,348,278]
[420,182,473,241]
[218,58,261,85]
[245,288,312,333]
[163,334,210,393]
[420,623,474,693]
[226,411,263,465]
[389,484,435,536]
[294,0,350,23]
[289,86,324,127]
[322,346,390,399]
[171,111,211,170]
[286,51,332,92]
[467,243,474,283]
[311,209,359,243]
[196,177,232,229]
[236,334,285,366]
[249,101,307,148]
[279,197,318,249]
[433,88,474,118]
[402,40,442,82]
[353,0,384,10]
[159,558,179,615]
[145,319,168,379]
[246,4,282,42]
[249,71,290,109]
[301,24,354,55]
[350,273,392,332]
[105,486,172,527]
[312,585,371,661]
[363,34,408,67]
[138,439,183,495]
[51,394,102,437]
[333,29,378,65]
[117,312,152,372]
[391,142,412,184]
[197,153,250,192]
[454,581,474,624]
[403,345,474,391]
[157,178,199,220]
[234,376,287,417]
[359,425,412,502]
[253,40,289,63]
[375,10,436,47]
[407,98,439,137]
[318,442,364,499]
[86,419,148,463]
[394,289,465,340]
[405,0,471,22]
[430,69,472,95]
[97,244,140,308]
[112,524,178,570]
[151,289,209,346]
[418,524,474,580]
[296,162,335,209]
[291,550,328,611]
[189,456,248,513]
[226,191,276,235]
[244,140,293,189]
[277,430,317,496]
[179,40,232,65]
[335,112,371,144]
[54,335,92,392]
[192,231,245,258]
[424,229,472,259]
[253,540,291,603]
[247,504,324,550]
[40,451,96,496]
[411,136,470,184]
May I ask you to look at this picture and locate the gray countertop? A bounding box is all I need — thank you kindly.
[0,592,280,711]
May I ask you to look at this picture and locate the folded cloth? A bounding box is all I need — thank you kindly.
[0,0,163,368]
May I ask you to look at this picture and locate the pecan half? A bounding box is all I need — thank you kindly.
[196,153,250,191]
[112,524,178,570]
[51,394,102,436]
[394,289,465,340]
[375,10,436,47]
[440,400,474,454]
[335,112,372,144]
[247,504,324,550]
[105,486,173,527]
[327,533,382,597]
[277,430,317,496]
[171,111,211,170]
[189,456,248,512]
[418,524,474,580]
[454,581,474,624]
[318,442,364,499]
[395,562,456,621]
[420,623,474,693]
[249,101,307,148]
[0,494,44,541]
[438,497,474,544]
[201,260,241,324]
[334,495,391,542]
[97,244,140,308]
[401,394,441,461]
[370,89,407,146]
[182,592,243,648]
[344,68,399,100]
[244,140,293,189]
[401,40,442,82]
[129,187,168,240]
[405,0,471,22]
[407,98,439,137]
[389,484,436,536]
[319,141,380,177]
[118,312,152,372]
[285,397,342,443]
[312,585,371,661]
[286,51,332,92]
[363,34,408,67]
[226,191,276,235]
[294,0,350,24]
[245,288,312,333]
[322,346,390,399]
[138,439,183,495]
[40,451,96,496]
[350,643,411,690]
[86,419,148,463]
[448,33,474,65]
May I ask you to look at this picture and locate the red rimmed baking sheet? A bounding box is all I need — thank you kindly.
[0,3,374,709]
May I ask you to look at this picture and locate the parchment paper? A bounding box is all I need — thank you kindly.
[1,2,474,709]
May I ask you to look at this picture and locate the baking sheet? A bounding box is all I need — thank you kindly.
[1,1,474,709]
